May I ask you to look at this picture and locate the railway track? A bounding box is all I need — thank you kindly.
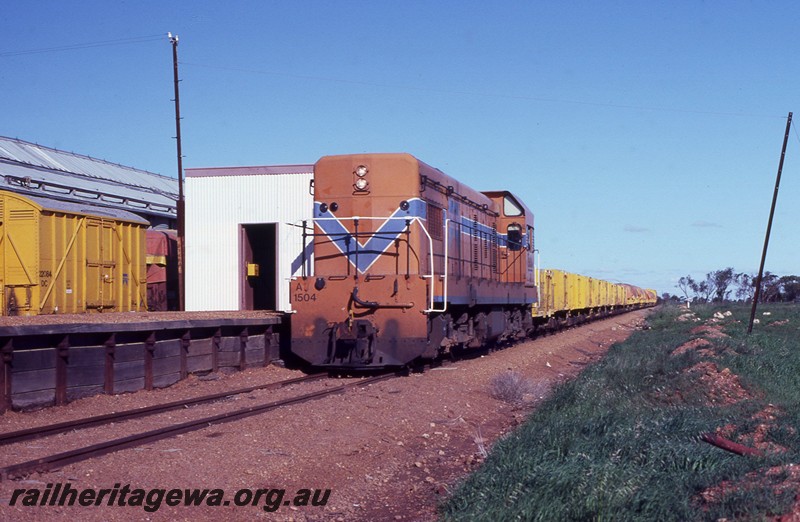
[0,373,327,445]
[0,373,395,479]
[0,311,646,480]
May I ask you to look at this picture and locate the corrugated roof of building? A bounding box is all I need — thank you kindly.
[185,164,314,177]
[0,136,178,219]
[20,191,150,225]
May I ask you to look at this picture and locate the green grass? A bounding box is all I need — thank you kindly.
[440,304,800,521]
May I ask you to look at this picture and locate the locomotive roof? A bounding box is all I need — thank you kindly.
[316,152,498,210]
[481,190,533,218]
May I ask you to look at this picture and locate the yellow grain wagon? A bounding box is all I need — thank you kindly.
[535,268,655,327]
[536,269,567,320]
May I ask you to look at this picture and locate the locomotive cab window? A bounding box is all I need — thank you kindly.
[507,223,523,251]
[503,195,524,217]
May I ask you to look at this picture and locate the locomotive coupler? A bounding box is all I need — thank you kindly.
[334,319,377,365]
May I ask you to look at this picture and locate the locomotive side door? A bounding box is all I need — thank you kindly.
[525,225,537,288]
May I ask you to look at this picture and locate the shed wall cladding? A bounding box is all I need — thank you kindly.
[185,170,313,312]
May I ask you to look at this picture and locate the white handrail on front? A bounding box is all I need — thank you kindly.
[307,214,449,313]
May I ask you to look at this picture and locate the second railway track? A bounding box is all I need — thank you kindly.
[0,373,395,480]
[0,373,328,446]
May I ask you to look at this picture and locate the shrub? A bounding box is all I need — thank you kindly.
[488,371,535,404]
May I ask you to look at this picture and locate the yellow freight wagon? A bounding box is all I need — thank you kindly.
[0,191,148,315]
[620,285,658,307]
[593,279,610,308]
[617,283,627,306]
[535,268,569,319]
[535,268,655,330]
[568,273,591,310]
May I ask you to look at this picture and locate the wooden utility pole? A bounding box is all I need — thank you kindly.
[169,32,186,311]
[748,112,792,334]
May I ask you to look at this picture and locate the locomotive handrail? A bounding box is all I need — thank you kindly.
[303,214,449,313]
[350,287,414,309]
[417,217,449,313]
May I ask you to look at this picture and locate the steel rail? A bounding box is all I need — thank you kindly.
[0,373,327,446]
[1,374,394,479]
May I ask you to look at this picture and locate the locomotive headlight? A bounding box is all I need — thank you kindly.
[355,177,369,190]
[355,165,368,177]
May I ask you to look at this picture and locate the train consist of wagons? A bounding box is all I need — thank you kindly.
[0,154,655,369]
[290,153,656,369]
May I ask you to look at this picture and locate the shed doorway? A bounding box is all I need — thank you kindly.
[240,223,277,310]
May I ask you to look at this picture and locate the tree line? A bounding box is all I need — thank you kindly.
[664,268,800,303]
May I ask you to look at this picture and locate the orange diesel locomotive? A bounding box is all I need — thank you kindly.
[290,153,537,368]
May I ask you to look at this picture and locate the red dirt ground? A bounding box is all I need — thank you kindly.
[0,310,651,521]
[677,311,800,519]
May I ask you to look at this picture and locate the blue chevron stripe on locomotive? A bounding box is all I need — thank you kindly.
[313,198,525,274]
[313,198,427,274]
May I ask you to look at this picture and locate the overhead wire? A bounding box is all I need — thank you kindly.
[180,60,786,120]
[0,34,166,57]
[792,115,800,148]
[1,35,788,121]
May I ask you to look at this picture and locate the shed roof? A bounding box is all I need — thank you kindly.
[2,190,150,225]
[0,136,178,219]
[185,164,313,177]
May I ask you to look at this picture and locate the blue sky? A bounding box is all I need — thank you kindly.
[2,1,798,295]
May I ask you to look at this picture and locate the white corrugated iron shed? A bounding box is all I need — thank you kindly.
[185,164,314,313]
[0,136,178,226]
